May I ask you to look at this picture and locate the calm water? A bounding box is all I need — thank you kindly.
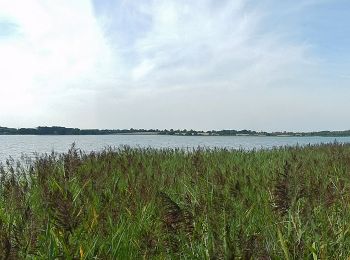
[1,135,350,162]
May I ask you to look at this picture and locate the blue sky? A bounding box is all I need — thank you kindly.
[0,0,349,131]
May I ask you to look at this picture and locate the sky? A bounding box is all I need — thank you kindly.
[0,0,349,131]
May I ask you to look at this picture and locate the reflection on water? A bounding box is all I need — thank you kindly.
[1,135,350,162]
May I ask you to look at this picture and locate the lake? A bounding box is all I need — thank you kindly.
[1,135,350,162]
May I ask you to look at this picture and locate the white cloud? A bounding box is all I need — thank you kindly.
[0,0,119,127]
[131,59,155,80]
[108,0,316,94]
[0,0,348,130]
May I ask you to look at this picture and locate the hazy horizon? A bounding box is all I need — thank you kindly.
[1,0,349,131]
[1,125,350,134]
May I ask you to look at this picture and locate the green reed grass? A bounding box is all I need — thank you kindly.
[0,143,350,259]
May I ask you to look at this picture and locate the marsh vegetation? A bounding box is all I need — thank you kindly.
[0,143,350,258]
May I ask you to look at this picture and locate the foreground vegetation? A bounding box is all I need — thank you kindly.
[0,143,350,258]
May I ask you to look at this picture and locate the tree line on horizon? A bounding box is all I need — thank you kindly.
[0,126,350,137]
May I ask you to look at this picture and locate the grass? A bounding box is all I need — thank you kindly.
[0,143,350,258]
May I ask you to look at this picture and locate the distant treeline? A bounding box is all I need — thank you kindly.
[0,126,350,136]
[0,126,157,135]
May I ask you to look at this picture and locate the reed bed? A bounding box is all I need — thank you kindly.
[0,143,350,259]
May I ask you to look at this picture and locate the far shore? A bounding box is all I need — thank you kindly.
[1,126,350,137]
[1,133,350,138]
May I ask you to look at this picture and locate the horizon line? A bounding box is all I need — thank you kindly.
[1,125,350,134]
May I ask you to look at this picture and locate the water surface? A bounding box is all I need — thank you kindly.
[1,135,350,162]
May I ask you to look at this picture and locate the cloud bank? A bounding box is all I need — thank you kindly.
[0,0,349,131]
